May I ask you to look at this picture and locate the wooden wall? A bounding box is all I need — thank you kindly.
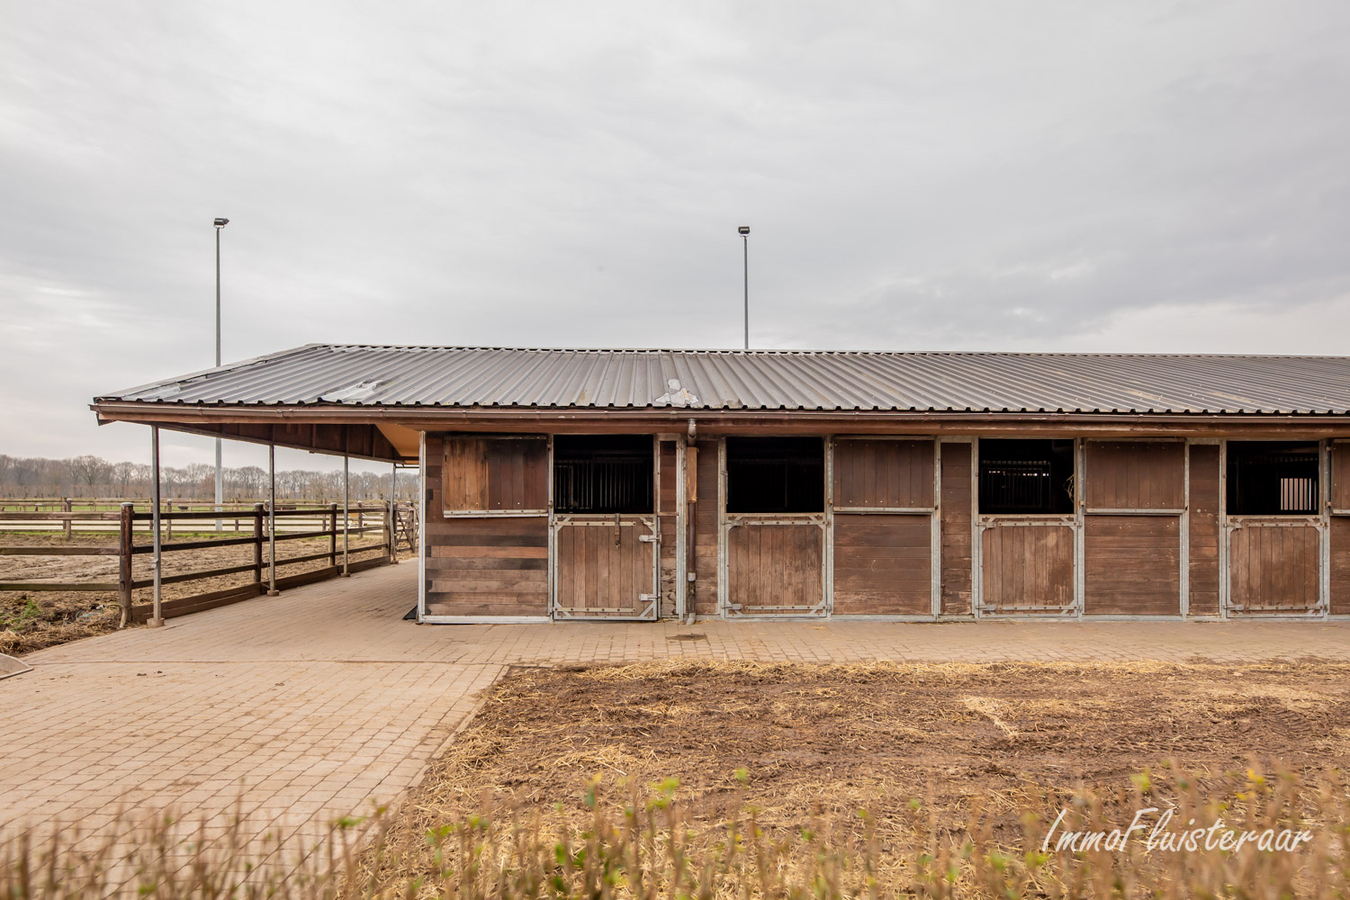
[939,443,973,616]
[441,436,548,512]
[1084,441,1185,509]
[1083,441,1184,615]
[1083,517,1180,615]
[1332,517,1350,616]
[833,439,933,508]
[657,440,679,617]
[832,515,930,614]
[424,435,549,618]
[1188,445,1221,616]
[691,442,720,616]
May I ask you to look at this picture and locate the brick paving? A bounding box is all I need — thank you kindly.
[5,561,1350,858]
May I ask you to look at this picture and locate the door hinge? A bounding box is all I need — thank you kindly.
[639,534,658,543]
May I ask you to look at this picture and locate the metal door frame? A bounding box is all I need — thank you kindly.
[972,436,1083,618]
[550,514,660,620]
[1221,438,1329,618]
[549,434,661,621]
[717,436,831,618]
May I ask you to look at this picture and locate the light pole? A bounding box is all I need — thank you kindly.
[738,226,750,349]
[214,217,228,532]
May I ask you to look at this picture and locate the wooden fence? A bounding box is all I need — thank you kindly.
[0,501,418,625]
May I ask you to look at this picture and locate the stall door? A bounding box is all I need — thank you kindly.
[552,516,659,619]
[1227,523,1322,616]
[831,438,934,616]
[979,521,1076,615]
[725,519,826,616]
[1224,441,1324,616]
[1082,441,1184,616]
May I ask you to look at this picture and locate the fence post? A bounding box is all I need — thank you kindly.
[63,497,72,540]
[253,503,264,587]
[165,501,172,542]
[329,503,338,569]
[388,499,397,563]
[118,503,133,627]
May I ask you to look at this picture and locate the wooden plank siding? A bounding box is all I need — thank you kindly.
[939,442,974,615]
[424,434,549,618]
[441,436,548,512]
[691,442,720,616]
[726,523,824,615]
[833,439,933,508]
[1333,440,1350,511]
[832,514,930,614]
[1188,444,1221,616]
[657,440,679,617]
[1331,516,1350,616]
[830,438,933,615]
[1083,440,1184,615]
[1083,516,1181,615]
[1228,524,1321,614]
[980,525,1075,613]
[1084,441,1185,509]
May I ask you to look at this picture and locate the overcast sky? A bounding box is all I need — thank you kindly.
[3,1,1349,471]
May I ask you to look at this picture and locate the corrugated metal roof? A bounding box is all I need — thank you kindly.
[94,344,1350,415]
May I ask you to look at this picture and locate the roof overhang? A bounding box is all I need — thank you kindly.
[91,400,1350,453]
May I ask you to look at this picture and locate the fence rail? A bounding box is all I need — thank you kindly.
[0,500,418,624]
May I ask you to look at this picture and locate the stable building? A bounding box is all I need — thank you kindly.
[92,345,1350,622]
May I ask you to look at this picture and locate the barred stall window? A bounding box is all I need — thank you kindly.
[553,435,654,514]
[978,439,1075,515]
[1227,441,1320,515]
[725,437,824,514]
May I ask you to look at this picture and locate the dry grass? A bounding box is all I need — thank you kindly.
[2,764,1346,899]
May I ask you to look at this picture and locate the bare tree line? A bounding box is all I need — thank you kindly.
[0,454,416,502]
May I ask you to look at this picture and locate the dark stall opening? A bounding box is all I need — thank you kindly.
[979,439,1076,515]
[553,435,654,514]
[726,437,824,514]
[1227,441,1320,515]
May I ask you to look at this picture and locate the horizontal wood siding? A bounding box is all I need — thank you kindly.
[727,523,823,614]
[691,442,719,616]
[1085,441,1185,509]
[658,440,678,617]
[1334,441,1350,511]
[939,442,973,615]
[1332,516,1350,616]
[981,525,1074,613]
[442,436,548,512]
[1083,516,1181,615]
[1228,524,1320,614]
[1188,444,1221,616]
[833,439,934,509]
[832,514,930,615]
[425,434,549,617]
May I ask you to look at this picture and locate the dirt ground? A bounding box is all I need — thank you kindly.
[0,532,388,655]
[379,658,1350,869]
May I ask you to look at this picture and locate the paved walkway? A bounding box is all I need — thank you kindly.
[5,562,1350,858]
